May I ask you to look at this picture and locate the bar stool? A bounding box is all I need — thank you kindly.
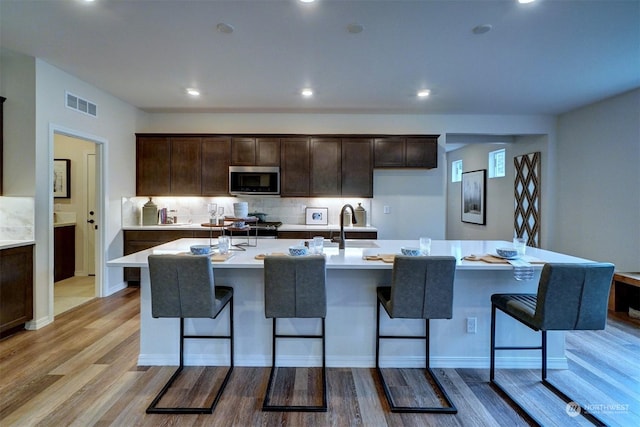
[490,262,614,425]
[146,254,234,414]
[376,255,457,413]
[262,255,327,412]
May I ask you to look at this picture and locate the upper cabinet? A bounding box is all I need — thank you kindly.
[310,138,341,197]
[231,137,280,166]
[280,137,310,197]
[342,138,373,197]
[136,133,438,197]
[374,136,438,169]
[201,137,231,196]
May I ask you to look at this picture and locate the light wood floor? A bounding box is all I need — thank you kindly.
[1,287,638,426]
[54,275,95,316]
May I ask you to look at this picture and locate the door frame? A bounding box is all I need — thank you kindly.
[48,124,107,316]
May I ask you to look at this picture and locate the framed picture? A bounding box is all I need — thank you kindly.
[54,159,71,199]
[305,207,329,225]
[461,169,486,225]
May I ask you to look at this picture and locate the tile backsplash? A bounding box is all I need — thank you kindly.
[122,196,372,227]
[0,197,35,240]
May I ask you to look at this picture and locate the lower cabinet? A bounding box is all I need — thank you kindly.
[54,225,76,282]
[277,231,378,240]
[0,244,34,337]
[123,229,219,283]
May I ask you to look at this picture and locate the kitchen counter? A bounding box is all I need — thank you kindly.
[108,239,595,369]
[0,240,35,250]
[122,223,377,232]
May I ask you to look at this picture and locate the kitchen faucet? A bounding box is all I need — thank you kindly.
[332,204,357,249]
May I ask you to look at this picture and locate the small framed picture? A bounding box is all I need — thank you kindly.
[53,159,71,199]
[305,207,328,225]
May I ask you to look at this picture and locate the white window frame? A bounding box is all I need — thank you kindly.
[451,159,463,182]
[488,148,506,178]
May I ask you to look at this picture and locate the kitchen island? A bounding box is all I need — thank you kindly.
[107,239,596,369]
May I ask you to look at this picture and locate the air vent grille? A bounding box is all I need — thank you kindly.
[66,91,97,117]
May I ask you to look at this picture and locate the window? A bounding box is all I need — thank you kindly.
[488,149,506,178]
[451,159,463,182]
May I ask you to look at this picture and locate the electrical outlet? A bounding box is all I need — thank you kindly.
[466,317,477,334]
[383,205,391,214]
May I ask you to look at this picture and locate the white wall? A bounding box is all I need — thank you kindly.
[554,89,640,271]
[446,135,550,245]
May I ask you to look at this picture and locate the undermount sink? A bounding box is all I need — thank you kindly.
[323,240,379,249]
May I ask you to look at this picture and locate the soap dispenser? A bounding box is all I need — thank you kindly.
[142,197,158,226]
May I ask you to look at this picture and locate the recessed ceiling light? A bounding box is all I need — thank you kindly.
[299,0,316,3]
[186,88,200,96]
[347,23,364,34]
[472,24,492,35]
[417,90,431,98]
[301,88,314,97]
[216,23,234,34]
[518,0,536,4]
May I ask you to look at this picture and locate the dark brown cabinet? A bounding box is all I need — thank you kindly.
[0,244,34,337]
[170,137,201,195]
[136,136,171,195]
[231,137,280,166]
[280,137,310,197]
[54,225,75,282]
[341,138,373,197]
[310,138,341,196]
[374,136,438,169]
[202,137,231,196]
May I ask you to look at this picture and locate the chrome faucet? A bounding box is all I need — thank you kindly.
[332,204,357,249]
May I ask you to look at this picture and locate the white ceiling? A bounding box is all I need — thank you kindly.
[1,0,638,115]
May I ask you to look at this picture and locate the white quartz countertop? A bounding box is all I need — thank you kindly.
[107,238,594,270]
[122,223,377,232]
[0,240,35,250]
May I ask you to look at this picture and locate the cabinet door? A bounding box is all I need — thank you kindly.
[231,137,255,165]
[310,138,341,196]
[202,137,231,195]
[342,138,373,197]
[374,137,405,168]
[171,137,202,195]
[0,245,33,336]
[280,137,310,197]
[406,137,438,168]
[136,137,171,195]
[256,138,280,166]
[54,226,75,282]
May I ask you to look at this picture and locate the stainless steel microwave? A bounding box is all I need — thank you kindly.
[229,166,280,196]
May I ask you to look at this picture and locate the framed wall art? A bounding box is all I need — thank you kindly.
[461,169,486,225]
[305,207,328,225]
[53,159,71,199]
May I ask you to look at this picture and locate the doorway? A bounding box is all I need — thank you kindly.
[51,128,105,317]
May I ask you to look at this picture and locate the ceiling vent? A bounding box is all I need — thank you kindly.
[65,91,97,117]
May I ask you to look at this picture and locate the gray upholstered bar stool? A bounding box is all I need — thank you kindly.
[376,255,457,413]
[146,254,234,414]
[262,255,327,412]
[490,262,614,426]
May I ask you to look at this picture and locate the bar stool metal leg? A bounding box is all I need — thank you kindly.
[376,300,457,413]
[262,318,327,412]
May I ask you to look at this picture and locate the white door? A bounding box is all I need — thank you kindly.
[87,153,96,276]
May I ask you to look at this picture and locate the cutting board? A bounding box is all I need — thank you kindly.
[363,254,396,263]
[254,253,287,260]
[211,253,234,262]
[463,254,545,264]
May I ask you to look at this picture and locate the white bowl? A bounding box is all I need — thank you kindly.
[190,245,211,255]
[289,246,308,256]
[496,247,519,259]
[401,247,421,256]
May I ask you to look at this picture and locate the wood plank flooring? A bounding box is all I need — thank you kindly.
[1,287,638,426]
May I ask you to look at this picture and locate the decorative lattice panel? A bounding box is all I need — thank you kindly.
[514,152,541,247]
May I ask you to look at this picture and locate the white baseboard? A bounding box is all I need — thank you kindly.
[25,315,53,330]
